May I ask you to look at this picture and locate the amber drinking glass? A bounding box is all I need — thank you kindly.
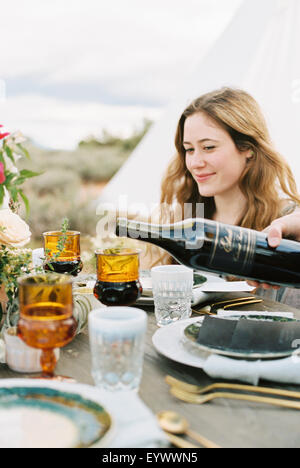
[43,230,83,276]
[93,249,143,306]
[17,273,77,379]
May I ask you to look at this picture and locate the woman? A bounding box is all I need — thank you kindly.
[159,87,300,305]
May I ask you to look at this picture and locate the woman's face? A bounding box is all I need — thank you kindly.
[184,112,250,199]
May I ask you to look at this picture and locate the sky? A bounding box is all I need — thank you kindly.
[0,0,242,149]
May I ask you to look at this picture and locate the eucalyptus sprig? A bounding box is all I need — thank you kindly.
[44,218,70,269]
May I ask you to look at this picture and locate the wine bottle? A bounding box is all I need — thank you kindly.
[115,217,300,288]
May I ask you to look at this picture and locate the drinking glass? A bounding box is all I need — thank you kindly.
[151,265,193,327]
[17,273,77,379]
[89,307,147,391]
[93,249,142,306]
[43,230,83,276]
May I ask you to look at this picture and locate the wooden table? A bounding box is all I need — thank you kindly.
[1,293,300,448]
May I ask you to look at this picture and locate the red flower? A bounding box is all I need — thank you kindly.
[0,125,10,140]
[0,162,5,184]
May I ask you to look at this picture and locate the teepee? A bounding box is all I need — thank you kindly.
[98,0,300,214]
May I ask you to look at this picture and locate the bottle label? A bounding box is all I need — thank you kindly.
[209,224,256,274]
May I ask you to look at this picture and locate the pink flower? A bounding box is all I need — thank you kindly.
[0,132,9,140]
[0,162,5,184]
[0,125,10,140]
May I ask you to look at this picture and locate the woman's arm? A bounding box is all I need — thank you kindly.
[248,209,300,289]
[266,209,300,245]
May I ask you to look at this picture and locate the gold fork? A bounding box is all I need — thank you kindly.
[165,375,300,400]
[170,386,300,410]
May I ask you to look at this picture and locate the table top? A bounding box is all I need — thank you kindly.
[1,292,300,448]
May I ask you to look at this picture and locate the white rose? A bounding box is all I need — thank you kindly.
[11,130,27,145]
[0,209,31,247]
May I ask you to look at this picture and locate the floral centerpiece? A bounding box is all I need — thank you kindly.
[0,125,39,333]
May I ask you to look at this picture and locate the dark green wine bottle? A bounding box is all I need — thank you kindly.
[115,217,300,288]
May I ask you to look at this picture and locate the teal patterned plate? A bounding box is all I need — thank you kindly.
[0,382,113,448]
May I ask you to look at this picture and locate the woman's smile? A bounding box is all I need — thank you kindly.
[194,172,216,183]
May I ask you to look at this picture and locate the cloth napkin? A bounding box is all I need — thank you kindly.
[202,311,300,386]
[191,282,255,306]
[203,354,300,386]
[95,389,167,448]
[196,281,255,293]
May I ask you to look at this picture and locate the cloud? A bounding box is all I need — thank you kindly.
[1,0,242,103]
[0,0,242,147]
[1,93,162,149]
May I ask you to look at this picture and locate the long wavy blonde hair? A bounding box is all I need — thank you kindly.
[161,87,300,231]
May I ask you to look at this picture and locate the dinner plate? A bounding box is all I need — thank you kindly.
[183,315,298,360]
[152,317,209,369]
[138,270,225,306]
[0,379,113,448]
[152,314,298,368]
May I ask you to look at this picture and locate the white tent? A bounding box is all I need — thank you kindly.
[98,0,300,215]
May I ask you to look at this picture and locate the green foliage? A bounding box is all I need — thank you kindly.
[78,119,152,153]
[20,120,152,185]
[20,145,127,184]
[0,245,32,303]
[44,218,70,267]
[0,135,40,214]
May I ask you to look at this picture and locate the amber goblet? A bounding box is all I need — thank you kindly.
[17,273,77,379]
[93,249,143,306]
[43,230,83,276]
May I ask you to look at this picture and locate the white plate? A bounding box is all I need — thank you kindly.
[152,313,297,369]
[0,379,114,448]
[152,317,209,369]
[139,271,225,306]
[140,270,224,292]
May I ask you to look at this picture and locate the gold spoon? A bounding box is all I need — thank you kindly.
[157,410,220,448]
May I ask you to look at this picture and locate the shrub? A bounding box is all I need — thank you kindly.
[18,120,153,242]
[29,169,81,197]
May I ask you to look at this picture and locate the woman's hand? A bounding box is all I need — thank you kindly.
[247,209,300,290]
